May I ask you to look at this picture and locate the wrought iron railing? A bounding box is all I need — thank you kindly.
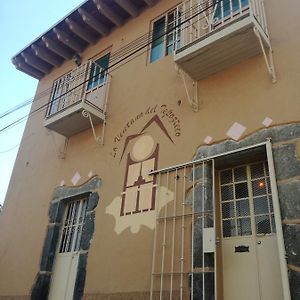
[46,61,111,118]
[176,0,269,51]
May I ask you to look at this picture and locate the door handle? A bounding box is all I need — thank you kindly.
[257,240,262,245]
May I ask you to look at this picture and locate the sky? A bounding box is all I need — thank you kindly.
[0,0,84,205]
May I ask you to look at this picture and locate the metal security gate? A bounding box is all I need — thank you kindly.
[149,140,291,300]
[48,198,88,300]
[149,160,216,300]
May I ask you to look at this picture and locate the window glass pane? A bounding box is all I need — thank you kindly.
[223,219,236,237]
[235,182,248,199]
[242,0,249,7]
[221,185,233,201]
[236,199,250,216]
[237,218,252,236]
[150,17,165,63]
[220,169,232,184]
[222,202,235,218]
[252,179,267,196]
[234,166,247,182]
[87,53,110,90]
[256,215,271,234]
[254,196,269,215]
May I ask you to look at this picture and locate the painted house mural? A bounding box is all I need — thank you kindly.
[0,0,300,300]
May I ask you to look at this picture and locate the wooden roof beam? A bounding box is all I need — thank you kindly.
[78,8,109,36]
[143,0,157,6]
[66,18,98,44]
[93,0,123,26]
[31,45,63,67]
[21,52,52,74]
[12,57,44,79]
[115,0,139,17]
[53,27,85,53]
[42,36,73,60]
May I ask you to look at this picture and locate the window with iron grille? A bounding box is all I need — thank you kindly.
[58,198,88,253]
[150,7,181,63]
[220,161,276,238]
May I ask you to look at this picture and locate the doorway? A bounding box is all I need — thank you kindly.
[218,161,284,300]
[48,198,88,300]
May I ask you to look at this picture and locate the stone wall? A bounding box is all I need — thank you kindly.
[193,123,300,299]
[31,177,101,300]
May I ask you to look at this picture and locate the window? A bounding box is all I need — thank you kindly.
[87,53,110,90]
[214,0,249,20]
[220,161,276,238]
[150,8,181,63]
[58,198,88,253]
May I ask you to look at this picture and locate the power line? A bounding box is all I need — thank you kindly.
[0,143,20,154]
[0,0,226,134]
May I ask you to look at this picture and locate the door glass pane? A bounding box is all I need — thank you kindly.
[271,215,276,233]
[255,215,271,234]
[252,179,267,196]
[220,169,232,184]
[237,218,252,236]
[222,201,235,218]
[220,160,276,238]
[235,182,248,199]
[253,196,269,214]
[234,166,247,182]
[221,185,234,201]
[269,195,274,212]
[250,162,265,179]
[236,199,250,216]
[223,219,236,237]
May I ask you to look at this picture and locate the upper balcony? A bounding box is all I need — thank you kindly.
[44,60,111,137]
[174,0,271,80]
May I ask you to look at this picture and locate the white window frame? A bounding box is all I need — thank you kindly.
[149,5,181,63]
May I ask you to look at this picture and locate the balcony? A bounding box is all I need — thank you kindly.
[174,0,271,80]
[44,61,111,137]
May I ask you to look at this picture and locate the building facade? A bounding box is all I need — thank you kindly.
[0,0,300,299]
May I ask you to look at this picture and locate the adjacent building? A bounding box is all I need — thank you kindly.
[0,0,299,299]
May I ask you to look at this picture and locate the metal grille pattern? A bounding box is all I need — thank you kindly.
[47,60,110,117]
[250,162,275,235]
[150,161,215,300]
[59,199,88,253]
[220,161,275,238]
[177,0,269,51]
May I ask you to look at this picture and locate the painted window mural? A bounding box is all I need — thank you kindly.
[120,135,158,216]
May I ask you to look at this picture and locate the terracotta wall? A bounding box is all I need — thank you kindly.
[0,0,300,298]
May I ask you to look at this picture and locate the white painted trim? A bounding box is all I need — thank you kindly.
[174,15,253,63]
[149,141,268,175]
[266,140,291,300]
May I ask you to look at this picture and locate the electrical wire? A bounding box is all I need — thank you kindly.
[0,143,20,154]
[0,0,231,134]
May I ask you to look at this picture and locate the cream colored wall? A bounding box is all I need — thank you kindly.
[0,0,300,297]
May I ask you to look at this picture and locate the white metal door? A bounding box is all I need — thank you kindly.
[219,161,284,300]
[48,199,88,300]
